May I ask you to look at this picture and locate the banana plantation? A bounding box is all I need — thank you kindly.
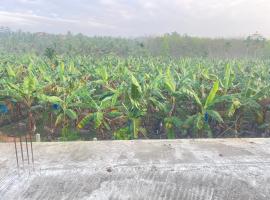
[0,55,270,141]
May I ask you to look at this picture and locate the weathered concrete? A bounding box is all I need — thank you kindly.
[0,139,270,200]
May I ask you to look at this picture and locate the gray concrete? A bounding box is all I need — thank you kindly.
[0,139,270,200]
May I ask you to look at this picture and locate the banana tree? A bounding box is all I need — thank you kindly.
[108,73,149,140]
[182,80,224,137]
[2,70,44,136]
[220,63,235,95]
[41,83,90,139]
[76,91,121,139]
[76,64,126,139]
[227,74,270,135]
[163,66,192,139]
[163,67,177,138]
[125,74,148,139]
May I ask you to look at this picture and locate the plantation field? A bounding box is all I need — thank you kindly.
[0,55,270,140]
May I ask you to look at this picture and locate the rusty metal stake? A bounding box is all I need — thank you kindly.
[19,136,25,170]
[13,136,19,173]
[25,135,30,166]
[29,134,35,171]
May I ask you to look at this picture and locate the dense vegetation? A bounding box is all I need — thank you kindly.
[0,29,269,59]
[0,30,269,140]
[0,55,269,140]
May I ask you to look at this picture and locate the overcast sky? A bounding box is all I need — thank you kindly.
[0,0,269,38]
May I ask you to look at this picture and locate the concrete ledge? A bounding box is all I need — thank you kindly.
[0,138,270,199]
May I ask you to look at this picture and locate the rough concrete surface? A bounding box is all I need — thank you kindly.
[0,139,270,200]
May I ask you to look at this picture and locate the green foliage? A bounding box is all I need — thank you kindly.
[164,67,176,93]
[204,80,219,109]
[44,47,56,60]
[60,127,80,141]
[113,127,132,140]
[130,75,142,102]
[1,31,269,58]
[0,53,269,140]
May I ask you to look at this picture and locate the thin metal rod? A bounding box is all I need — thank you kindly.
[19,136,25,170]
[25,135,30,165]
[29,134,35,170]
[14,137,19,172]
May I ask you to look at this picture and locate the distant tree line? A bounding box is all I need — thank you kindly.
[0,29,269,58]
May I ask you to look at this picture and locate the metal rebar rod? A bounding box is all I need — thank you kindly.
[14,137,19,173]
[19,136,25,170]
[29,134,35,170]
[25,135,30,165]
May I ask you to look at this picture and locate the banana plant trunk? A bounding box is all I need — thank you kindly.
[131,118,140,139]
[28,111,36,137]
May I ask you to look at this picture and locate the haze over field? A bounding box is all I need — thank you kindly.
[0,0,269,37]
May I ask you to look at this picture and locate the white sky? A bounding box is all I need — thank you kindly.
[0,0,270,38]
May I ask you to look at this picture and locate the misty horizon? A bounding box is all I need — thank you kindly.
[0,26,268,40]
[0,0,269,38]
